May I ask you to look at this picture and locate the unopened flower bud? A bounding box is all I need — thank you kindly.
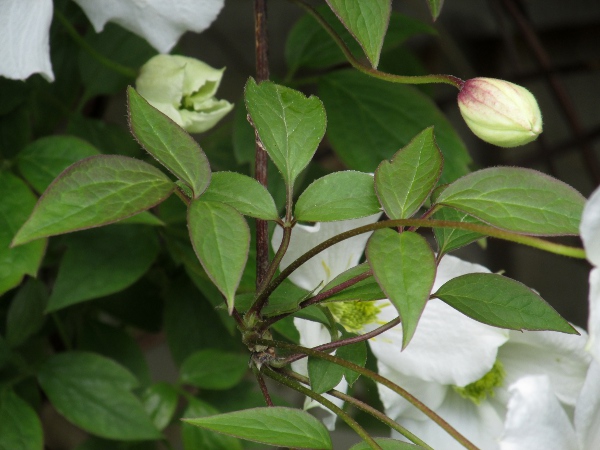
[136,54,233,133]
[458,77,542,147]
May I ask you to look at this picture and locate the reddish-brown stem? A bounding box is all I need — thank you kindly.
[252,365,274,406]
[254,0,270,287]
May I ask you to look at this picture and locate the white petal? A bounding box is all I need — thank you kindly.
[73,0,225,53]
[369,299,508,386]
[272,214,381,291]
[581,186,600,267]
[392,393,504,450]
[432,254,492,292]
[376,361,448,420]
[499,376,577,450]
[574,361,600,449]
[587,268,600,363]
[498,329,590,406]
[0,0,54,81]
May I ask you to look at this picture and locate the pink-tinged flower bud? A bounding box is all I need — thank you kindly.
[458,78,543,147]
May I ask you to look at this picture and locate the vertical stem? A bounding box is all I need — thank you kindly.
[252,365,274,406]
[254,0,270,287]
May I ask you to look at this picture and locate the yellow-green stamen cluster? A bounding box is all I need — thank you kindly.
[327,300,381,333]
[453,360,506,404]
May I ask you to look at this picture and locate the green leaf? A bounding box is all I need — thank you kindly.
[200,171,278,220]
[367,230,436,348]
[434,167,585,236]
[0,172,46,296]
[141,382,179,431]
[79,320,152,386]
[433,207,485,255]
[325,0,391,67]
[375,127,442,219]
[12,155,174,246]
[350,437,425,449]
[0,390,43,450]
[188,200,250,313]
[286,9,435,73]
[67,115,142,157]
[127,86,211,198]
[425,0,445,21]
[183,407,332,449]
[319,70,471,184]
[6,279,47,347]
[16,135,100,194]
[295,171,381,222]
[321,263,385,303]
[336,336,367,386]
[47,225,158,311]
[245,78,326,186]
[433,273,577,333]
[38,352,160,440]
[180,349,248,390]
[182,398,243,450]
[308,356,345,394]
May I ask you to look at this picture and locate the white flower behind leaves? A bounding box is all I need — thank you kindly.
[72,0,224,53]
[0,0,224,81]
[0,0,54,81]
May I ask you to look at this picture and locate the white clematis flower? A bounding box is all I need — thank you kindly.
[498,185,600,450]
[0,0,54,81]
[272,214,381,430]
[136,54,233,133]
[0,0,224,81]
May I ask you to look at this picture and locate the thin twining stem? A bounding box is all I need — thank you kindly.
[253,218,586,310]
[260,269,373,330]
[290,0,464,89]
[272,317,402,368]
[252,364,274,406]
[256,338,481,450]
[281,368,434,450]
[262,366,383,450]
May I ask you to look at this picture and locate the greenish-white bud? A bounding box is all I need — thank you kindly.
[136,54,233,133]
[458,77,543,147]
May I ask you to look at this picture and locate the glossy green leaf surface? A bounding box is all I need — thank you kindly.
[435,167,585,236]
[286,9,435,73]
[127,86,211,198]
[141,382,179,431]
[183,407,332,449]
[433,273,576,333]
[47,225,159,311]
[188,200,250,313]
[200,171,278,220]
[295,171,380,222]
[308,356,344,394]
[245,79,326,186]
[180,349,248,390]
[325,0,392,67]
[182,398,243,450]
[12,155,174,246]
[38,352,160,440]
[16,135,100,194]
[367,230,436,348]
[350,438,425,449]
[433,207,486,255]
[0,172,46,295]
[6,279,47,347]
[319,70,470,184]
[426,0,445,20]
[321,263,385,303]
[0,390,43,450]
[336,336,367,386]
[375,127,442,219]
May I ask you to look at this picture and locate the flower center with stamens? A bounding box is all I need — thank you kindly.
[453,360,506,404]
[327,300,381,333]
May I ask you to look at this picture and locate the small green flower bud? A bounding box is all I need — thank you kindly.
[458,77,543,147]
[136,54,233,133]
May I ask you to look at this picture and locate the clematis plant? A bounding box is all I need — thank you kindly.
[1,1,598,450]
